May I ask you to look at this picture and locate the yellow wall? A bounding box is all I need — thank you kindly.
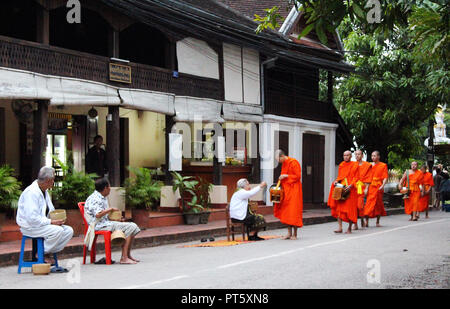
[48,105,166,171]
[0,99,21,173]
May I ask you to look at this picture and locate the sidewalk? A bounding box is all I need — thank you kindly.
[0,208,405,267]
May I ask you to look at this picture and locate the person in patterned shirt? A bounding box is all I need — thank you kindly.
[85,178,141,264]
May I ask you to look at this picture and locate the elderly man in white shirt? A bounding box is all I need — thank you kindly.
[229,179,267,241]
[16,167,74,256]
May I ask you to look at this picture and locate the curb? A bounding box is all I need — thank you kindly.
[0,208,404,268]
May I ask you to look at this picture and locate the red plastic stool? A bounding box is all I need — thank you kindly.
[78,202,112,265]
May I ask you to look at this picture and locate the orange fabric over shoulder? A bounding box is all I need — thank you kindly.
[363,162,388,218]
[327,161,358,223]
[418,172,434,212]
[273,157,303,227]
[403,170,424,215]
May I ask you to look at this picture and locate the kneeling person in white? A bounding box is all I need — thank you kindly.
[84,178,141,264]
[16,167,74,255]
[229,179,267,241]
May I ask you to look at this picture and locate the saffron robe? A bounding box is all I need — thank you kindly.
[403,170,424,215]
[418,172,434,212]
[363,162,388,218]
[327,161,358,223]
[355,161,372,217]
[274,157,303,227]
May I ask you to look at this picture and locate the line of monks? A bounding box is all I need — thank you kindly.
[327,150,434,234]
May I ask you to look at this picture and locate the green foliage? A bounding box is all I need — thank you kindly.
[123,167,163,210]
[193,177,213,210]
[52,156,96,209]
[171,171,198,197]
[255,0,418,44]
[186,195,204,214]
[334,21,448,167]
[254,6,282,33]
[0,165,22,211]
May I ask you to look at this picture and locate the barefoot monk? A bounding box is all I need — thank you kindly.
[327,150,358,234]
[399,161,424,221]
[354,150,372,229]
[419,165,434,219]
[363,151,388,227]
[274,150,303,240]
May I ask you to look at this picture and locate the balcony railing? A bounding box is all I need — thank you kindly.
[0,35,223,101]
[265,89,335,123]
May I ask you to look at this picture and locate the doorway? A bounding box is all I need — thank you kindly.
[273,130,290,183]
[302,133,325,207]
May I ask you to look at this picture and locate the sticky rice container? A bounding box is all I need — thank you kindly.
[49,209,67,221]
[32,263,51,275]
[109,210,122,221]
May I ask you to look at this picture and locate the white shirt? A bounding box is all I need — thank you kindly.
[16,180,55,230]
[84,190,112,230]
[229,186,261,220]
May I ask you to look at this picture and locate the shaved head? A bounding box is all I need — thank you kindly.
[343,150,352,162]
[371,150,380,163]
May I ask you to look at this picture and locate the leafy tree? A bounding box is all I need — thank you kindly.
[334,24,447,166]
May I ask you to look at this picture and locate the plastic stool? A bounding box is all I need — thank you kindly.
[18,236,44,274]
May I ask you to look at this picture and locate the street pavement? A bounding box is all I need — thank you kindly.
[0,210,449,289]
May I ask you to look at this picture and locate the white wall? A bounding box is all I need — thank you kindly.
[223,43,260,104]
[260,115,338,205]
[176,37,219,79]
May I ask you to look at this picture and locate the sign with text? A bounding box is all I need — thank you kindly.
[109,63,132,84]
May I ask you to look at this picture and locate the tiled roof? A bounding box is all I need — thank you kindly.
[217,0,291,23]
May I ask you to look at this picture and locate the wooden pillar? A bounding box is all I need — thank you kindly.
[250,123,261,183]
[36,7,49,44]
[0,107,5,166]
[164,115,175,185]
[108,29,120,58]
[106,106,120,186]
[327,71,333,103]
[32,101,48,180]
[213,123,223,185]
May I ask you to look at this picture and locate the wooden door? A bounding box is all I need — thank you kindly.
[302,133,325,206]
[273,130,289,183]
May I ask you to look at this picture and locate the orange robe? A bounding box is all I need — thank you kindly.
[363,162,388,218]
[274,157,303,227]
[327,161,358,223]
[418,172,433,212]
[355,161,372,217]
[403,170,424,215]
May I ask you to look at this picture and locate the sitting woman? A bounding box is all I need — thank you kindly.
[84,178,141,264]
[229,179,267,241]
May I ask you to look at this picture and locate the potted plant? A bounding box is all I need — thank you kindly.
[123,167,163,229]
[0,165,22,237]
[171,171,198,212]
[193,176,213,224]
[183,195,205,225]
[52,156,96,236]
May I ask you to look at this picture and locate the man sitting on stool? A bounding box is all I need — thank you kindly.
[16,167,74,262]
[84,178,141,264]
[229,179,267,241]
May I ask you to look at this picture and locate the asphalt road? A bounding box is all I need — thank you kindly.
[0,210,449,289]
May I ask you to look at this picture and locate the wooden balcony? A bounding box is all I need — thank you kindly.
[0,35,223,101]
[265,89,336,123]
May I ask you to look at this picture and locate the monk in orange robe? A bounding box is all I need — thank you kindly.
[354,149,372,229]
[274,150,303,240]
[418,165,434,218]
[327,150,358,233]
[398,161,424,221]
[363,151,388,227]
